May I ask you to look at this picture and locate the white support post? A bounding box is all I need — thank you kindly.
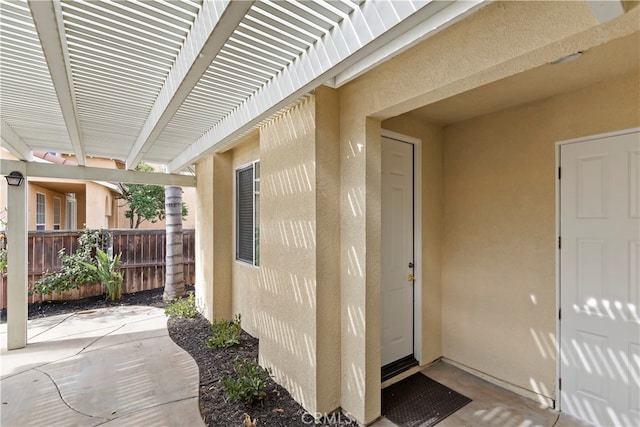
[6,163,28,350]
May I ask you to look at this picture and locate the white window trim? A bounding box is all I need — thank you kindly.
[35,192,46,230]
[53,196,61,230]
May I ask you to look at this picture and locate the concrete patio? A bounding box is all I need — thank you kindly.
[374,362,592,427]
[0,306,204,427]
[1,305,593,427]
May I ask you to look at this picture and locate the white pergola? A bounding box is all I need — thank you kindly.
[0,0,489,349]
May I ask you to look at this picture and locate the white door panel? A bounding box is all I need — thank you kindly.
[381,137,414,366]
[560,131,640,427]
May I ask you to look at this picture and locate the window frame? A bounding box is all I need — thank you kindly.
[36,192,46,230]
[66,193,77,230]
[53,196,61,230]
[235,160,260,266]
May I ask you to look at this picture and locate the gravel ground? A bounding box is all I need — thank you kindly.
[1,287,358,426]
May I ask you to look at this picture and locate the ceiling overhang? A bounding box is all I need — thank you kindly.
[1,0,489,174]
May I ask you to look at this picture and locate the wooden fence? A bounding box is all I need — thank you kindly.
[0,229,195,309]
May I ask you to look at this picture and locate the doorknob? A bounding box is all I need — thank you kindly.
[407,274,415,282]
[408,262,414,268]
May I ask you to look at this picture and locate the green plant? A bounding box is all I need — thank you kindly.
[32,229,104,295]
[80,248,124,301]
[205,314,242,349]
[117,163,188,229]
[222,358,272,405]
[164,292,198,318]
[0,232,6,274]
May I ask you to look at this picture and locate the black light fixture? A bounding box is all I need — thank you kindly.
[5,171,24,187]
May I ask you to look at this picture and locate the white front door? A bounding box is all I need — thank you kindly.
[381,137,414,366]
[560,131,640,427]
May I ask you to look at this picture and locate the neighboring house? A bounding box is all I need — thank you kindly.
[193,3,639,426]
[1,2,638,427]
[0,150,195,230]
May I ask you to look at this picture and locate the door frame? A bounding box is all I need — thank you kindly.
[554,126,640,411]
[381,129,423,366]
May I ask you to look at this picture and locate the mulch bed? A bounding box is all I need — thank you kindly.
[1,286,358,426]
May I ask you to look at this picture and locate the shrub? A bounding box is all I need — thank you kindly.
[164,292,198,318]
[80,249,124,301]
[0,232,6,274]
[32,229,104,295]
[222,358,272,405]
[205,314,242,349]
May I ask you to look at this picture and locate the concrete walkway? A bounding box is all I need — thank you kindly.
[1,306,204,427]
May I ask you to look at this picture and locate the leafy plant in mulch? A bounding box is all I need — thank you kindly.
[31,228,104,296]
[164,292,198,318]
[0,231,6,274]
[223,357,272,405]
[80,249,124,301]
[205,314,242,349]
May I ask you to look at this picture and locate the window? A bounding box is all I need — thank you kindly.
[66,193,77,230]
[53,197,61,230]
[236,161,260,266]
[36,193,46,230]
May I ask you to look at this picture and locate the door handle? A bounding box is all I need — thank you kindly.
[407,274,415,282]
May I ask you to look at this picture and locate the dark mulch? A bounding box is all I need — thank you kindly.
[0,285,172,323]
[1,286,358,426]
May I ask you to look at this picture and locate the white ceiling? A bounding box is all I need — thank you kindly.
[0,0,486,172]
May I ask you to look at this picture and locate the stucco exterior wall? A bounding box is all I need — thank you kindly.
[313,87,342,413]
[441,71,640,403]
[230,134,262,337]
[84,182,113,229]
[381,116,444,365]
[336,1,638,422]
[186,1,639,423]
[27,184,66,230]
[195,151,233,321]
[258,88,342,414]
[260,97,319,411]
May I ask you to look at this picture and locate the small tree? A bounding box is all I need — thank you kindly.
[117,163,188,229]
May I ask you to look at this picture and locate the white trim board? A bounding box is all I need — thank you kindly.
[1,159,196,187]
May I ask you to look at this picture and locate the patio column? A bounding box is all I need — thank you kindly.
[6,163,28,350]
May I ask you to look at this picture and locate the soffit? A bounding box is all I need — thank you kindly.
[409,31,640,125]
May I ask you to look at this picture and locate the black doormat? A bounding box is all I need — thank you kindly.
[382,373,471,427]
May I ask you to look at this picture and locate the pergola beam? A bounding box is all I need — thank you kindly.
[125,0,254,170]
[1,119,33,162]
[1,159,196,187]
[28,0,86,166]
[167,0,461,172]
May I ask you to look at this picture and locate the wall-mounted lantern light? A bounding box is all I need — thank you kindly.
[5,171,24,187]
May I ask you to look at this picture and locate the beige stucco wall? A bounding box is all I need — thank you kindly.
[441,71,640,403]
[258,88,342,414]
[259,97,320,411]
[230,134,263,337]
[195,151,232,321]
[84,182,113,229]
[337,1,639,423]
[27,184,67,230]
[187,1,639,423]
[196,90,342,415]
[381,116,444,365]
